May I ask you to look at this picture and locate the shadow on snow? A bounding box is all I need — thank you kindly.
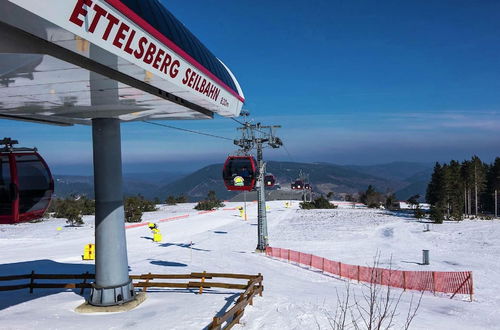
[0,259,94,311]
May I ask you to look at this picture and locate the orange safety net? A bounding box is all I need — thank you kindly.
[265,247,473,299]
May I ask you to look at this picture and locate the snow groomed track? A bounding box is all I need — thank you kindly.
[1,201,500,329]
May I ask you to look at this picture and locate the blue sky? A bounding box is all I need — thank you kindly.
[1,0,500,174]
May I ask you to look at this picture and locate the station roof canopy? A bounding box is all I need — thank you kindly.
[0,0,245,126]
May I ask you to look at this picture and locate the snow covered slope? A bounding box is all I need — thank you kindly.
[0,202,499,329]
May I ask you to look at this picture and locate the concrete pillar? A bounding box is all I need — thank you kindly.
[89,118,134,306]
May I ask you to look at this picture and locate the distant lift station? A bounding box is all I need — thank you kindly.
[0,0,244,307]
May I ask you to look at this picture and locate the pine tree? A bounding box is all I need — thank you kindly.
[385,193,397,210]
[426,162,446,222]
[471,156,487,215]
[446,160,464,220]
[441,163,452,219]
[484,158,500,216]
[461,160,474,217]
[166,195,177,205]
[360,185,384,208]
[194,191,224,210]
[426,162,445,205]
[493,158,500,217]
[430,205,444,224]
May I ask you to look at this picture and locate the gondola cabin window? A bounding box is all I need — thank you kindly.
[0,138,53,224]
[0,156,12,217]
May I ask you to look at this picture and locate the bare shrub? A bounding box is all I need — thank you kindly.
[326,255,422,330]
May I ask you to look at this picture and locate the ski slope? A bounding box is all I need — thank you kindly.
[1,202,499,329]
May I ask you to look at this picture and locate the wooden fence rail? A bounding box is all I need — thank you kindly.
[0,271,263,329]
[208,274,264,330]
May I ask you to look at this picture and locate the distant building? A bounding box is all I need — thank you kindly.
[392,201,430,210]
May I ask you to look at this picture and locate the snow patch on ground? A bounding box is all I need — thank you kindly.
[0,201,499,329]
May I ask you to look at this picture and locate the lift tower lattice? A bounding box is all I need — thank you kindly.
[234,123,282,251]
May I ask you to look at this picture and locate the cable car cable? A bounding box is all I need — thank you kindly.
[282,144,295,162]
[224,115,270,136]
[142,120,234,141]
[230,117,246,126]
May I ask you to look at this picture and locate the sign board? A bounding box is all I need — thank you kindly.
[6,0,244,117]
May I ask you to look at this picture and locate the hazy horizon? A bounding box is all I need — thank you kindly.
[49,158,474,176]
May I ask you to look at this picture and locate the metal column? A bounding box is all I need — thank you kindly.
[89,118,135,306]
[256,142,268,251]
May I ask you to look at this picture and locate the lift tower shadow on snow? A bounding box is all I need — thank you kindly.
[0,0,245,308]
[234,122,282,251]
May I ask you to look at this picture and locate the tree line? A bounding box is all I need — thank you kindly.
[46,194,188,225]
[45,191,226,225]
[426,156,500,222]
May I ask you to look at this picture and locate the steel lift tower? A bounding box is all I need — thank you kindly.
[234,123,282,251]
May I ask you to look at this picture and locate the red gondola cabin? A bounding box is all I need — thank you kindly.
[264,174,276,188]
[0,138,54,224]
[222,156,258,191]
[291,180,304,190]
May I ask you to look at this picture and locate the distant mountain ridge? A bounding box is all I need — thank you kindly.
[156,161,432,201]
[53,161,432,202]
[54,171,186,199]
[345,162,433,182]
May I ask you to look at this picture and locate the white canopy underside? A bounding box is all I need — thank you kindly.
[0,1,244,126]
[0,53,210,125]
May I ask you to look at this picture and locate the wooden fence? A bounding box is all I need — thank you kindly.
[266,247,473,301]
[0,271,94,294]
[0,271,263,329]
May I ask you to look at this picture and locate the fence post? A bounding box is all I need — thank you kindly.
[142,272,152,292]
[247,280,253,305]
[432,272,436,294]
[357,265,360,283]
[80,271,90,295]
[403,271,407,291]
[288,250,290,263]
[322,258,325,273]
[339,263,342,278]
[469,271,474,302]
[451,273,472,300]
[309,255,312,268]
[29,270,35,294]
[211,316,221,330]
[258,273,263,297]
